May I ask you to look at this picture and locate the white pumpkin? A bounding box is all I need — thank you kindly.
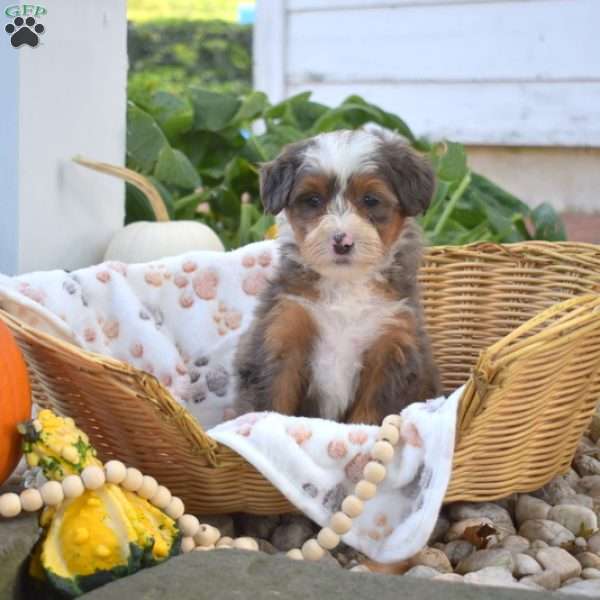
[74,157,225,263]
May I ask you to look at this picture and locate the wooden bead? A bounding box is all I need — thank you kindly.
[363,461,386,484]
[20,488,43,512]
[62,475,85,499]
[355,480,377,500]
[41,481,64,506]
[181,536,195,553]
[371,440,394,464]
[165,496,185,520]
[121,468,144,492]
[150,485,172,509]
[341,495,364,518]
[137,476,158,500]
[317,527,340,550]
[178,514,200,537]
[233,537,259,551]
[194,524,220,547]
[287,548,304,560]
[81,466,106,490]
[330,511,353,535]
[377,423,400,446]
[302,539,325,561]
[0,493,22,518]
[216,536,234,548]
[382,415,402,429]
[104,460,127,484]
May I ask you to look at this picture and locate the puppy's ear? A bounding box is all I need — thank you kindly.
[260,141,307,215]
[377,137,435,216]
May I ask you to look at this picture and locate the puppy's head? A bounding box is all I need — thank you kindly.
[260,129,434,279]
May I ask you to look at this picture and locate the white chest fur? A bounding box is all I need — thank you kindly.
[303,279,408,420]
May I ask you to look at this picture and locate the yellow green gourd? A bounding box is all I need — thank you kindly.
[22,410,181,598]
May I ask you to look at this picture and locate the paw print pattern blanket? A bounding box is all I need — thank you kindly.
[0,240,461,563]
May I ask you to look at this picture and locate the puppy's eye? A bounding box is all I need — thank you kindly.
[304,195,323,209]
[362,195,380,208]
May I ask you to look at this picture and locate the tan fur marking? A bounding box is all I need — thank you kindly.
[265,300,317,415]
[347,313,417,424]
[346,173,406,250]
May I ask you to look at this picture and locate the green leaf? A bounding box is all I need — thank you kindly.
[139,91,194,141]
[154,146,201,189]
[530,203,567,241]
[126,102,169,173]
[234,91,269,123]
[431,141,468,182]
[187,88,242,131]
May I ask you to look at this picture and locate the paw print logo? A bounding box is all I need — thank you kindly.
[5,17,45,48]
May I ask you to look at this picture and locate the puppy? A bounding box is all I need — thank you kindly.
[234,129,441,424]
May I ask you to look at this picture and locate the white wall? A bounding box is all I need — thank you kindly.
[255,0,600,147]
[0,0,127,275]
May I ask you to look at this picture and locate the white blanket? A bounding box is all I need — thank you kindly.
[0,241,461,562]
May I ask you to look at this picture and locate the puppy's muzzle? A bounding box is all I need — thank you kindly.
[332,231,354,256]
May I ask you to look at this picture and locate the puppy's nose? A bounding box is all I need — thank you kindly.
[332,232,354,255]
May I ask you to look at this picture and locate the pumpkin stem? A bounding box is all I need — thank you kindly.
[73,157,170,223]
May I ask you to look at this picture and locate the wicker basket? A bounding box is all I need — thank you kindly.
[2,241,600,515]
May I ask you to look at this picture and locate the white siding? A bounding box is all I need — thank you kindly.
[255,0,600,146]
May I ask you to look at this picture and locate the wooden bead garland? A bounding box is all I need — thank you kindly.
[0,413,404,564]
[286,414,403,561]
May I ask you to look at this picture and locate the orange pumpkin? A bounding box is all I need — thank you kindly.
[0,320,31,485]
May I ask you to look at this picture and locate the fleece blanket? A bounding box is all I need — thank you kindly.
[0,240,461,562]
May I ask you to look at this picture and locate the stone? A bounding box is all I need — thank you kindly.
[570,494,595,510]
[578,552,600,570]
[0,513,39,599]
[257,539,278,555]
[500,535,530,553]
[409,547,452,573]
[433,573,464,583]
[236,515,281,540]
[456,549,515,575]
[518,519,575,546]
[428,516,450,544]
[560,579,600,597]
[533,476,577,505]
[515,495,551,526]
[576,537,589,550]
[520,570,561,591]
[271,516,316,551]
[514,553,542,577]
[566,468,582,488]
[197,515,235,538]
[536,547,582,581]
[587,532,600,554]
[582,568,600,580]
[404,566,440,579]
[564,577,583,586]
[547,504,598,535]
[80,550,557,600]
[448,502,515,537]
[445,517,495,542]
[443,540,475,567]
[463,567,516,587]
[578,476,600,493]
[574,455,600,477]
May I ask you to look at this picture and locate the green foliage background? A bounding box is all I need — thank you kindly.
[126,15,565,249]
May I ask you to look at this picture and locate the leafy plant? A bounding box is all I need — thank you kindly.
[126,88,566,249]
[128,19,252,99]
